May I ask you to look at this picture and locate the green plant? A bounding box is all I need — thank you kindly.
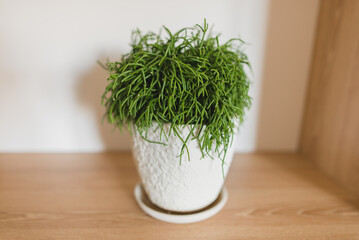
[100,19,251,165]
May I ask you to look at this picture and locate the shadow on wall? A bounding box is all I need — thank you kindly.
[255,0,319,151]
[76,56,132,151]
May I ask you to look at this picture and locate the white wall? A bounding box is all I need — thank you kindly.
[0,0,319,153]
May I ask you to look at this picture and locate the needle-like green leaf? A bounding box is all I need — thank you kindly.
[100,19,251,166]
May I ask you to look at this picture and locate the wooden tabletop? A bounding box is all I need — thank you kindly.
[0,153,358,239]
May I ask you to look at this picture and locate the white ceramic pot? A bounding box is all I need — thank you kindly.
[132,123,235,212]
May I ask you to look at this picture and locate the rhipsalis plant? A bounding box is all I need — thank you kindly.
[101,19,251,164]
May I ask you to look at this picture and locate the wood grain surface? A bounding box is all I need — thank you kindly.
[300,0,359,196]
[0,153,358,239]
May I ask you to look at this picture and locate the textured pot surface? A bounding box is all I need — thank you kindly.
[132,124,235,212]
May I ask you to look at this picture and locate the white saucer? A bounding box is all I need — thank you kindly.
[134,183,228,224]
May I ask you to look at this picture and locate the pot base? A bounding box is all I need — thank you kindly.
[134,182,228,224]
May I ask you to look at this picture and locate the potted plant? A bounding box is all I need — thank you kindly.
[100,19,251,223]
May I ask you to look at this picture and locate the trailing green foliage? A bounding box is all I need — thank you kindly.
[101,19,251,164]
